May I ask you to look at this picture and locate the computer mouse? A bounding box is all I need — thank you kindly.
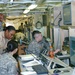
[53,70,61,73]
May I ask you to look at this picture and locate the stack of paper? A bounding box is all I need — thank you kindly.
[21,71,37,75]
[19,54,35,61]
[22,59,41,67]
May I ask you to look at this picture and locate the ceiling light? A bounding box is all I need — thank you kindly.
[24,15,27,17]
[10,0,13,3]
[28,4,37,10]
[23,9,30,14]
[23,4,37,14]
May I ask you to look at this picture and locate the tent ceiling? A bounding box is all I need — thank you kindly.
[0,0,72,18]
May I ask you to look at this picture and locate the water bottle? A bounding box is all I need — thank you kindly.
[20,37,22,45]
[49,46,54,58]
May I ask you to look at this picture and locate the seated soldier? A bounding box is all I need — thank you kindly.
[0,40,18,75]
[26,30,60,57]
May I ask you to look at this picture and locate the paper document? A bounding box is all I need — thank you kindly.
[25,66,34,71]
[19,54,36,61]
[23,59,41,67]
[21,71,36,75]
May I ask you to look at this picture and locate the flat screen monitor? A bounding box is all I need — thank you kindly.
[70,37,75,56]
[63,3,72,25]
[70,37,75,66]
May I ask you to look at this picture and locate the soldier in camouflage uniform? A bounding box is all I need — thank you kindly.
[0,40,18,75]
[26,31,50,57]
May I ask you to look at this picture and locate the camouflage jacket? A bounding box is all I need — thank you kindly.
[39,38,50,55]
[0,53,18,75]
[26,40,41,57]
[26,38,50,57]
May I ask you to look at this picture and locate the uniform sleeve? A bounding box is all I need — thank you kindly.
[40,39,50,55]
[26,42,41,57]
[26,43,33,54]
[44,40,50,51]
[0,67,7,75]
[7,63,18,75]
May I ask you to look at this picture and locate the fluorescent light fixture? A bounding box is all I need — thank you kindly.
[6,23,14,27]
[10,0,13,3]
[24,15,27,17]
[23,4,37,14]
[28,4,37,10]
[23,9,30,14]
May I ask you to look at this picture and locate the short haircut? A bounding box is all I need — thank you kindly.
[32,30,41,39]
[3,26,16,32]
[21,23,23,25]
[6,40,18,52]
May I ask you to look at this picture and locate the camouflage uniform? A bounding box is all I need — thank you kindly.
[26,40,41,57]
[26,38,50,57]
[39,38,50,56]
[0,53,18,75]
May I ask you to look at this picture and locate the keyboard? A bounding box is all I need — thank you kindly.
[32,64,48,74]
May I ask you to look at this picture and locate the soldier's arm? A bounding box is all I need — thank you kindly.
[26,42,40,57]
[26,42,34,54]
[44,40,50,51]
[0,67,7,75]
[7,63,18,75]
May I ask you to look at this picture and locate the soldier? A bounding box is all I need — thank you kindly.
[26,30,60,57]
[0,26,16,54]
[18,23,24,33]
[0,40,18,75]
[26,30,50,57]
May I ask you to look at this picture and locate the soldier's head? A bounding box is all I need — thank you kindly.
[21,23,23,26]
[4,26,16,40]
[6,40,18,55]
[32,30,43,42]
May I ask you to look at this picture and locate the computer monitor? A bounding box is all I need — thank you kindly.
[70,37,75,56]
[63,3,72,25]
[70,37,75,66]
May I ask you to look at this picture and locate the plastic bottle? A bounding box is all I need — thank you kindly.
[49,46,54,58]
[20,37,22,45]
